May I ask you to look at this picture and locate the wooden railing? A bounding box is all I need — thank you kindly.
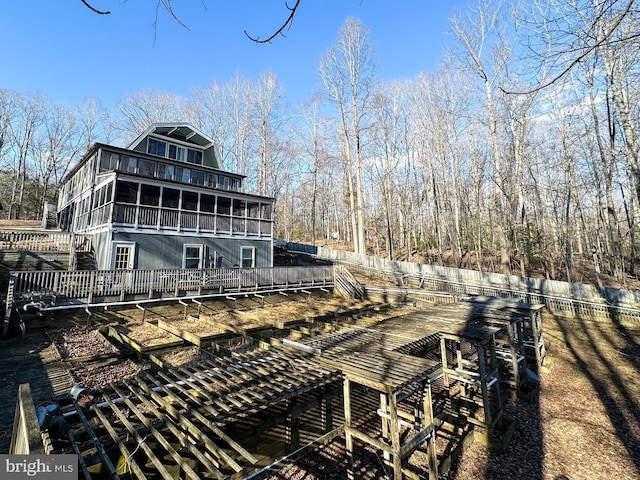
[9,383,45,454]
[111,203,272,237]
[0,231,92,253]
[8,265,335,307]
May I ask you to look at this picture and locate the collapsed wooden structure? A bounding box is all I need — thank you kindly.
[18,292,546,480]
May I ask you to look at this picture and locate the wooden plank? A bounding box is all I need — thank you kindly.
[72,398,121,480]
[101,393,176,480]
[91,403,148,480]
[119,380,225,479]
[135,375,244,473]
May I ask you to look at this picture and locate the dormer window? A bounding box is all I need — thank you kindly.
[187,149,203,165]
[148,138,166,157]
[168,144,185,161]
[148,137,203,166]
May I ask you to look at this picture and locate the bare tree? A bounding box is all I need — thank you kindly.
[319,17,376,255]
[117,89,185,143]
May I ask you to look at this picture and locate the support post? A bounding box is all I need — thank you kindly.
[388,390,402,480]
[343,378,354,480]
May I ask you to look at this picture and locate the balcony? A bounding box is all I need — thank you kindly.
[110,203,272,237]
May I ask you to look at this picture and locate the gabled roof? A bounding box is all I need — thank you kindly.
[127,122,215,151]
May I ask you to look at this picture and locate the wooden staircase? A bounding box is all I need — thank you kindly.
[73,251,97,271]
[334,266,365,299]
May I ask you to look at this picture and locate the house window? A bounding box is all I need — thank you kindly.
[120,156,137,174]
[162,188,179,209]
[247,202,260,218]
[148,138,167,157]
[233,199,246,217]
[139,159,156,177]
[99,152,118,172]
[169,144,185,161]
[182,191,198,211]
[183,244,204,269]
[158,163,175,181]
[115,181,138,204]
[200,194,215,213]
[261,203,272,220]
[217,196,231,215]
[241,246,255,268]
[187,149,203,165]
[140,184,160,206]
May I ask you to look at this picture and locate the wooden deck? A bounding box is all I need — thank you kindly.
[6,293,546,479]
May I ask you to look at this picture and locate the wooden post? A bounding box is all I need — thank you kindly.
[380,392,391,464]
[343,378,354,480]
[423,382,439,480]
[478,344,492,427]
[321,386,333,433]
[285,398,299,453]
[388,390,402,480]
[3,276,14,337]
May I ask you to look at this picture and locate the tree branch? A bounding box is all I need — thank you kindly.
[503,0,636,95]
[245,0,301,44]
[80,0,110,15]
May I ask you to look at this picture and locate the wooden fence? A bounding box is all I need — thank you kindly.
[288,245,640,324]
[0,230,92,253]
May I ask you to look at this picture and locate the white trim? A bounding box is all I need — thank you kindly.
[111,241,136,270]
[127,123,215,151]
[241,246,256,268]
[183,243,205,269]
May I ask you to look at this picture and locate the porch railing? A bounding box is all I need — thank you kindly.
[7,265,335,307]
[0,231,92,253]
[111,204,272,237]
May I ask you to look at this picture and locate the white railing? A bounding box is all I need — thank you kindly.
[8,265,335,306]
[0,231,92,253]
[110,204,272,237]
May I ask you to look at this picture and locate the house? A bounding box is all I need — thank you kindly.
[56,123,274,271]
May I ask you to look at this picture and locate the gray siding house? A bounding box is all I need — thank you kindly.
[56,123,274,271]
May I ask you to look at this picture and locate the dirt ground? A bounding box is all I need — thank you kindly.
[446,313,640,480]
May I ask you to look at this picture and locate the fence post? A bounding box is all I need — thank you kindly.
[3,276,15,337]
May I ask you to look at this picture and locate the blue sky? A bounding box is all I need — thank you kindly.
[1,1,471,109]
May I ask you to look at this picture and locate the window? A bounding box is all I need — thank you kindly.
[183,244,203,269]
[168,144,185,161]
[233,199,246,217]
[187,149,203,165]
[148,138,167,157]
[99,152,118,172]
[247,202,260,218]
[241,247,255,268]
[192,170,206,186]
[200,194,215,213]
[181,168,191,184]
[217,196,231,215]
[261,203,272,220]
[120,156,138,174]
[140,184,160,206]
[182,191,198,211]
[115,181,138,204]
[158,164,175,181]
[162,188,179,208]
[139,159,156,177]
